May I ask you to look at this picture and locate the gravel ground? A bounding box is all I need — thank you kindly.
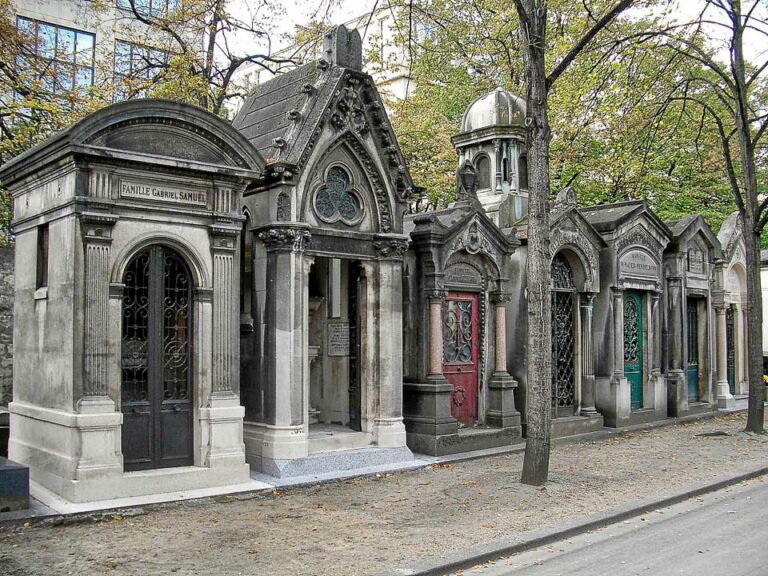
[1,412,766,576]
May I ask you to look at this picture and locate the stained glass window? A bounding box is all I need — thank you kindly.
[313,166,362,225]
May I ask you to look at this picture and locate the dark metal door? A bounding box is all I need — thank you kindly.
[348,262,361,431]
[121,246,193,471]
[726,306,735,394]
[686,300,699,402]
[443,292,479,426]
[624,291,644,411]
[551,255,576,417]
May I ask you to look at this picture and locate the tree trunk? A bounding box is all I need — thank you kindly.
[743,226,765,432]
[520,6,553,487]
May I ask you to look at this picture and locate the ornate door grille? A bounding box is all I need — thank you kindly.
[686,300,699,402]
[442,293,479,426]
[551,254,576,415]
[121,246,193,471]
[726,306,735,394]
[624,291,644,410]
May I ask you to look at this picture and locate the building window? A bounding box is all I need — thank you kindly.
[116,0,180,17]
[475,155,491,190]
[16,17,95,92]
[37,224,49,289]
[114,40,169,100]
[518,153,529,190]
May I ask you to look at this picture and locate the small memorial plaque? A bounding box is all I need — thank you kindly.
[120,181,207,206]
[688,249,705,274]
[619,249,658,279]
[327,323,350,356]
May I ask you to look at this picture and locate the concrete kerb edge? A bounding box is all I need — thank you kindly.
[378,465,768,576]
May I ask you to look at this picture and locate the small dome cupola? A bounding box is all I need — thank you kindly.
[451,87,529,227]
[460,87,526,133]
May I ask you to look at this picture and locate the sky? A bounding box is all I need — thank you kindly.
[228,0,768,64]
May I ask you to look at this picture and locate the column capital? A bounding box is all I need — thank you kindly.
[80,212,118,244]
[258,225,311,253]
[210,224,240,253]
[579,292,596,307]
[490,291,513,304]
[425,288,447,302]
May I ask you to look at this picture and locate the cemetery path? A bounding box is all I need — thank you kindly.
[1,412,766,576]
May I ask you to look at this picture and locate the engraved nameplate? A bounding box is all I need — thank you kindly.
[120,181,207,206]
[327,323,351,356]
[619,249,658,279]
[688,249,705,274]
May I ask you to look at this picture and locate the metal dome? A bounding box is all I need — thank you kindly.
[459,87,526,132]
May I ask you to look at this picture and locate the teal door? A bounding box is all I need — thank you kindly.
[726,307,735,394]
[624,291,644,411]
[686,300,699,402]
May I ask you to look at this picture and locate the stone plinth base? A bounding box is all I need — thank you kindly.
[550,413,604,439]
[407,424,522,457]
[403,379,459,437]
[253,446,415,479]
[486,372,520,429]
[666,371,688,417]
[9,400,249,504]
[0,456,29,511]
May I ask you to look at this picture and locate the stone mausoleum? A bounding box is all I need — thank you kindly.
[0,26,750,505]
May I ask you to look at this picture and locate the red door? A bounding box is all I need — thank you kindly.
[442,292,479,426]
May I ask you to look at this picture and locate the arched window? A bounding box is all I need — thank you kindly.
[518,153,528,190]
[475,155,491,190]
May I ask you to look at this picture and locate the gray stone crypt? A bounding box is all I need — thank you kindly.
[0,100,260,502]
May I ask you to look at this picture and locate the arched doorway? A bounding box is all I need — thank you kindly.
[121,245,193,471]
[551,254,577,417]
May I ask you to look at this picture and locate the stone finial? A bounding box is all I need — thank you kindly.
[323,25,363,71]
[455,160,478,204]
[554,185,577,211]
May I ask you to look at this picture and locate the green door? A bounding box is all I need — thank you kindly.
[624,291,644,411]
[686,300,699,402]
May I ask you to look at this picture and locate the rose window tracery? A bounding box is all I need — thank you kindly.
[313,166,364,226]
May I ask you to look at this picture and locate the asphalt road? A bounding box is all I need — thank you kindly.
[463,477,768,576]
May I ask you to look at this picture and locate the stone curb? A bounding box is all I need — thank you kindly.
[376,465,768,576]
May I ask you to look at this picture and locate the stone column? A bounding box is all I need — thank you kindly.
[80,213,118,402]
[666,278,687,416]
[428,293,446,377]
[75,212,122,481]
[302,255,316,434]
[579,293,598,415]
[200,224,248,472]
[493,139,502,193]
[611,288,625,384]
[257,225,312,467]
[651,292,662,376]
[372,236,409,448]
[714,304,733,408]
[487,293,520,430]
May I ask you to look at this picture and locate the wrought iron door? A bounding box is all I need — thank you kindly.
[442,292,479,426]
[686,300,699,402]
[551,255,576,416]
[624,291,644,411]
[726,306,735,394]
[121,246,193,471]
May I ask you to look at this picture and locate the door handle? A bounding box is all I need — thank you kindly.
[457,367,462,372]
[173,405,181,413]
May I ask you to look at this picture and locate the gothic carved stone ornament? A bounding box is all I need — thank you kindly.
[373,236,409,260]
[258,226,311,252]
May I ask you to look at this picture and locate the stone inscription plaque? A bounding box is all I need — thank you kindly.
[619,249,658,279]
[688,249,705,274]
[120,181,207,206]
[327,323,350,356]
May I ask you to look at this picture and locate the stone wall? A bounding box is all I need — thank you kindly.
[0,244,13,407]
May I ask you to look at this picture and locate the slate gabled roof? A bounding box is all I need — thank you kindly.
[579,200,672,240]
[233,62,344,164]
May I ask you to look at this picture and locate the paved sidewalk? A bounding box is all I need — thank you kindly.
[1,412,766,576]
